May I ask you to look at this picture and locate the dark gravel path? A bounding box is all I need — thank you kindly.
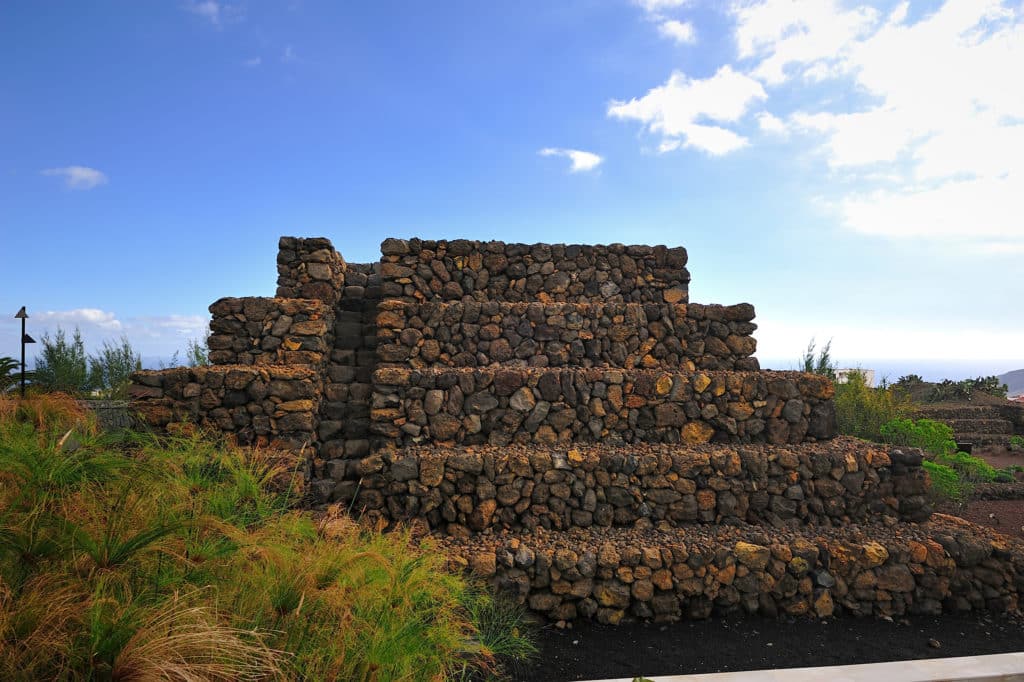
[507,611,1024,681]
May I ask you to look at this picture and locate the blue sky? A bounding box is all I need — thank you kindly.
[2,0,1022,378]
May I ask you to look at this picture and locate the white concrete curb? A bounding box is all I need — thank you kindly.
[579,652,1024,682]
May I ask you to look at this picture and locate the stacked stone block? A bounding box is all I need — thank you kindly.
[379,238,690,304]
[369,368,835,449]
[207,297,334,367]
[130,234,1024,627]
[375,301,758,371]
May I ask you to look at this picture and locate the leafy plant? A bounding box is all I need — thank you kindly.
[922,460,965,503]
[799,338,836,380]
[928,376,1009,402]
[186,335,210,367]
[0,404,534,679]
[33,327,91,395]
[1010,435,1024,452]
[934,451,998,484]
[834,370,913,442]
[0,357,32,394]
[88,336,142,400]
[880,418,957,457]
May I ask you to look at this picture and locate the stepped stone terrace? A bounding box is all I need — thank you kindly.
[130,236,1024,625]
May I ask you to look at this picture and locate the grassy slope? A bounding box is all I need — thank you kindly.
[0,394,534,681]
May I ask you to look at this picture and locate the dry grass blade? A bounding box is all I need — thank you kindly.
[112,595,285,681]
[0,575,84,679]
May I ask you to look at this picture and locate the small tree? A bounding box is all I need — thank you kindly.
[800,338,836,380]
[33,327,91,395]
[835,369,912,441]
[186,334,209,367]
[88,336,142,399]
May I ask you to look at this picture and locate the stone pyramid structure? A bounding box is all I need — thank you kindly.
[131,236,1023,624]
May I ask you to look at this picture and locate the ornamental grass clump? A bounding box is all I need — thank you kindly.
[0,394,534,680]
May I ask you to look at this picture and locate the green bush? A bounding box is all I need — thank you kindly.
[834,370,913,442]
[32,327,91,395]
[799,338,836,380]
[935,451,998,483]
[880,418,957,457]
[1010,435,1024,452]
[0,398,534,679]
[928,376,1008,402]
[922,460,965,503]
[88,336,142,400]
[0,357,31,394]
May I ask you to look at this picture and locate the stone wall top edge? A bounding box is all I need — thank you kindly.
[387,434,886,458]
[209,295,333,310]
[133,364,319,380]
[378,299,754,319]
[374,367,822,381]
[380,237,687,257]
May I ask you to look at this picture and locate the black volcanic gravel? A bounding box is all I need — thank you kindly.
[507,611,1024,681]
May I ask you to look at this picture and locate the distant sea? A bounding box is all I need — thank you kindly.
[760,358,1024,385]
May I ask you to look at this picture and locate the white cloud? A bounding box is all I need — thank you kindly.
[538,148,604,173]
[183,1,242,26]
[282,45,297,63]
[41,166,108,190]
[608,65,766,155]
[840,174,1024,243]
[732,0,880,84]
[729,0,1024,250]
[659,19,696,43]
[37,308,122,331]
[635,0,689,13]
[757,111,788,136]
[242,57,262,67]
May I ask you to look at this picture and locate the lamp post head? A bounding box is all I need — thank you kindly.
[14,306,27,319]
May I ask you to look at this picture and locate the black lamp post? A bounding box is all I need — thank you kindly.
[14,307,35,398]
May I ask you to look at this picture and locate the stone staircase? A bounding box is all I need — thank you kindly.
[915,404,1017,447]
[130,235,1024,626]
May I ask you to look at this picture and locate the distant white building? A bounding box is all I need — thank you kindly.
[835,368,876,388]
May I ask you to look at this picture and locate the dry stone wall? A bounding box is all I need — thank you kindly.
[208,297,334,367]
[379,238,690,304]
[369,368,836,449]
[375,301,758,371]
[328,438,929,534]
[442,518,1023,624]
[130,365,320,450]
[276,236,346,305]
[130,234,1024,627]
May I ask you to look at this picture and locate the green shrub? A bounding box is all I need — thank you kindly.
[32,327,91,395]
[880,418,957,457]
[935,451,998,483]
[1010,435,1024,452]
[0,401,534,679]
[799,338,836,380]
[0,357,32,394]
[834,371,913,442]
[928,376,1008,402]
[88,336,142,400]
[922,460,965,503]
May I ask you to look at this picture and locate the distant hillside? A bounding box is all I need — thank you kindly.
[998,369,1024,397]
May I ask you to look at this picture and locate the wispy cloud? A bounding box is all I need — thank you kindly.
[538,148,604,173]
[608,66,766,156]
[658,19,696,44]
[183,1,243,27]
[36,308,122,331]
[281,45,297,63]
[41,166,108,190]
[634,0,689,13]
[242,56,262,67]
